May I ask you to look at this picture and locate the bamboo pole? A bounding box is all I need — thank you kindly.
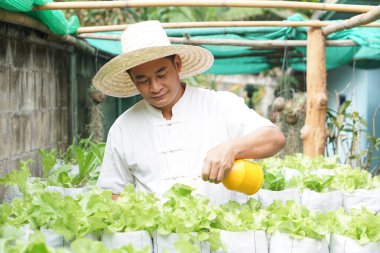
[323,5,380,35]
[0,9,50,34]
[301,27,329,158]
[0,10,111,59]
[76,20,380,34]
[33,0,374,13]
[77,33,358,47]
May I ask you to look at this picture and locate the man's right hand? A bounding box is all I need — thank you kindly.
[112,194,119,200]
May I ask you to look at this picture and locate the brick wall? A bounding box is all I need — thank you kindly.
[0,22,106,198]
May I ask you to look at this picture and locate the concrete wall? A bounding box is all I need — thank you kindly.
[0,23,68,177]
[0,22,107,197]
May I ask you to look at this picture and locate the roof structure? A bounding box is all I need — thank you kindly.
[2,0,380,157]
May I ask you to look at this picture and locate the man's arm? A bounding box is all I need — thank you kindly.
[202,126,285,183]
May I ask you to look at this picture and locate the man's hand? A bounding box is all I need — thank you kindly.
[201,127,286,184]
[112,194,119,200]
[202,141,236,184]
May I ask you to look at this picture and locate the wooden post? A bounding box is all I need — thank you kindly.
[301,27,328,158]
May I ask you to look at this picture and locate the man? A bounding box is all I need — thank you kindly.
[94,21,285,203]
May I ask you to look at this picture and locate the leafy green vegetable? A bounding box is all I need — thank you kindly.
[158,184,221,250]
[265,200,329,240]
[303,175,335,192]
[106,185,161,233]
[329,208,380,244]
[212,199,267,232]
[0,160,32,195]
[174,237,201,253]
[262,172,286,191]
[38,149,57,179]
[332,167,374,191]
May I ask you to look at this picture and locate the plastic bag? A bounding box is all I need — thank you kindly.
[213,230,268,253]
[269,232,329,253]
[301,189,342,212]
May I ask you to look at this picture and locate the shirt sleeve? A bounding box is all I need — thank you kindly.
[96,126,134,194]
[220,91,276,138]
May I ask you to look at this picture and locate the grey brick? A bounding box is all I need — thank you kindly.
[19,71,36,112]
[0,37,8,66]
[0,116,11,160]
[9,70,20,111]
[11,114,32,155]
[0,66,11,113]
[11,40,30,69]
[34,72,43,110]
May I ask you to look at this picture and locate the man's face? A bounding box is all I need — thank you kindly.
[129,55,183,111]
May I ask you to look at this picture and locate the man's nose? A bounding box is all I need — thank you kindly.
[150,77,162,93]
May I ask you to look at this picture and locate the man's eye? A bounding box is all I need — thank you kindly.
[137,79,148,84]
[157,73,167,78]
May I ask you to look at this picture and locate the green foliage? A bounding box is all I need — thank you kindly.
[329,208,380,244]
[212,199,267,232]
[0,160,32,195]
[303,175,334,193]
[38,137,105,188]
[266,200,329,240]
[326,100,380,174]
[158,184,216,234]
[39,150,57,179]
[262,172,286,191]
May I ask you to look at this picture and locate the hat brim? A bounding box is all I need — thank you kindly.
[93,45,214,98]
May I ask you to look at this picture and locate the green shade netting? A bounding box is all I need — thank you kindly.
[2,0,380,75]
[0,0,79,34]
[85,14,380,75]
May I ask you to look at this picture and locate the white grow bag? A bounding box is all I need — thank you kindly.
[40,228,65,248]
[102,230,152,252]
[301,189,343,212]
[3,177,39,204]
[46,186,87,197]
[153,232,210,253]
[330,234,380,253]
[283,168,302,181]
[269,232,329,253]
[232,191,259,204]
[343,188,380,213]
[213,230,268,253]
[259,188,301,208]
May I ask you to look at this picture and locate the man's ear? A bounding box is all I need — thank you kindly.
[173,54,182,73]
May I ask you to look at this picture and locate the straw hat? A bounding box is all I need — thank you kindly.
[93,21,214,98]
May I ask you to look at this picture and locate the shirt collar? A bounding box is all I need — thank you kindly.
[143,83,192,122]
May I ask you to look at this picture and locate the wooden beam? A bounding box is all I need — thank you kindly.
[301,27,329,158]
[76,20,380,34]
[0,9,50,34]
[323,4,380,35]
[78,33,358,47]
[33,0,373,13]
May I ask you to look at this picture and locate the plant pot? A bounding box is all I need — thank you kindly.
[301,189,343,212]
[212,230,268,253]
[3,177,39,203]
[330,234,380,253]
[269,232,329,253]
[40,228,65,248]
[101,230,152,252]
[153,232,209,253]
[258,188,301,208]
[46,186,87,197]
[343,188,380,213]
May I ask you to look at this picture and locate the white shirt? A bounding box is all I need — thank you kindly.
[97,85,274,204]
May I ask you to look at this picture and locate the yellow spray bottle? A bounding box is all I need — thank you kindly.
[222,159,264,195]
